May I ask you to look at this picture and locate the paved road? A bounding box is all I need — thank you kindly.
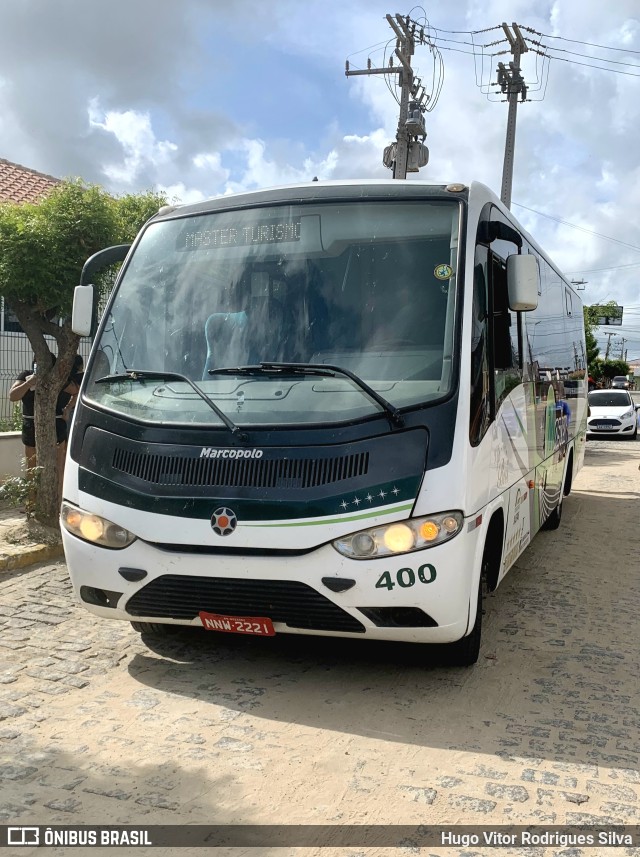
[1,436,639,856]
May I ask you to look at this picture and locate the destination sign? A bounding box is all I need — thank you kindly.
[181,219,301,250]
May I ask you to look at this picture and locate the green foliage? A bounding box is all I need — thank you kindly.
[0,404,23,433]
[0,464,43,518]
[0,180,113,316]
[585,325,600,374]
[0,178,167,526]
[584,301,625,377]
[0,181,166,318]
[584,300,621,331]
[599,359,631,380]
[113,190,167,243]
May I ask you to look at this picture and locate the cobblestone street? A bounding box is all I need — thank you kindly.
[0,437,639,856]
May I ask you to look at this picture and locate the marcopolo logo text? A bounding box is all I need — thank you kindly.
[200,447,264,459]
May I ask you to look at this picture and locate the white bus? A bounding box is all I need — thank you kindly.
[61,181,587,666]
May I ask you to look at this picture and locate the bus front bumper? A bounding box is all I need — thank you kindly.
[61,526,482,645]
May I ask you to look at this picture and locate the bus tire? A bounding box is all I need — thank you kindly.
[130,621,175,636]
[541,497,562,531]
[445,583,482,667]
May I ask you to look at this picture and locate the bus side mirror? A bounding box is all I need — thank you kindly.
[507,254,539,311]
[72,285,94,336]
[72,244,132,337]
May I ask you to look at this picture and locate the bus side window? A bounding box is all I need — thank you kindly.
[491,252,522,406]
[470,246,491,445]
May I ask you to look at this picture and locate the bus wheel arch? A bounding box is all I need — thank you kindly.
[443,509,503,667]
[563,449,574,497]
[483,509,504,594]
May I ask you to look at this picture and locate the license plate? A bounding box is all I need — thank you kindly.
[199,611,275,636]
[595,424,612,429]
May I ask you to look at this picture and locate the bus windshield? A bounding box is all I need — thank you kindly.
[84,199,460,427]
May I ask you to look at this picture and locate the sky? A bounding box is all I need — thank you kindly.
[1,0,640,362]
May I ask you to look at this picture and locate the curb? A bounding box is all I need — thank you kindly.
[0,542,64,572]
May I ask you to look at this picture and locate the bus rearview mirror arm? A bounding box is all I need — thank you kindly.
[72,244,131,337]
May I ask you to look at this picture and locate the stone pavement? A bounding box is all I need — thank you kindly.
[0,438,639,857]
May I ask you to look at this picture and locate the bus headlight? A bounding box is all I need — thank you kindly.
[61,503,136,549]
[332,511,463,559]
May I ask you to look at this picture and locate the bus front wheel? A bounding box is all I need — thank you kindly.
[130,621,176,636]
[444,583,482,667]
[541,497,563,530]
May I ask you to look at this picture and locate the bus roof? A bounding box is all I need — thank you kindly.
[150,179,482,222]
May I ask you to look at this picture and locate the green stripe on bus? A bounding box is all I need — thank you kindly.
[244,503,414,527]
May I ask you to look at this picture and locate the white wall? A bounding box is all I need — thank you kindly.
[0,431,23,479]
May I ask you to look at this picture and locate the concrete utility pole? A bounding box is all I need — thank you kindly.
[497,23,528,209]
[386,15,414,179]
[345,14,429,179]
[619,338,627,360]
[603,331,616,361]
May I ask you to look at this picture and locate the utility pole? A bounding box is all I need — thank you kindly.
[603,331,616,361]
[619,338,627,360]
[345,14,429,179]
[496,23,528,209]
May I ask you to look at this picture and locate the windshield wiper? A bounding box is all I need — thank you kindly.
[209,361,404,428]
[95,369,248,441]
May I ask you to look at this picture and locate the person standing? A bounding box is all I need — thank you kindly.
[9,352,79,500]
[61,354,84,426]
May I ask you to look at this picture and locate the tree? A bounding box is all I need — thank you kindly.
[0,179,165,526]
[599,358,631,384]
[583,305,600,376]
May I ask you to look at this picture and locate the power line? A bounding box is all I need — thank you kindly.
[566,262,640,275]
[527,40,640,71]
[526,45,640,78]
[523,27,640,56]
[512,202,640,253]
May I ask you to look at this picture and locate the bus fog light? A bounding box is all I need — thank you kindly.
[61,503,136,550]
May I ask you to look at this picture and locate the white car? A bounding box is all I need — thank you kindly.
[587,390,638,439]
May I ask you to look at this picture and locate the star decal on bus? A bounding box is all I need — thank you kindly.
[336,484,406,512]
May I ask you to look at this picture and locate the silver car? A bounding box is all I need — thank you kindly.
[611,376,630,389]
[587,390,638,439]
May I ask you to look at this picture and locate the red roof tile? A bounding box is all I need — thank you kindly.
[0,158,60,204]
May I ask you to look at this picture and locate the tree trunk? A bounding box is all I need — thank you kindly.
[6,304,81,528]
[33,379,60,527]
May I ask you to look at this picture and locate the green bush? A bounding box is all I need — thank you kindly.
[0,403,22,433]
[0,462,42,518]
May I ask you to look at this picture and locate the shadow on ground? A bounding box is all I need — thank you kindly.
[124,490,639,775]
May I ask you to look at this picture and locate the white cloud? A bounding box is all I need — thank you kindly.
[88,99,177,184]
[1,0,640,355]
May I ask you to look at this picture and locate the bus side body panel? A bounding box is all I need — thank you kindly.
[462,183,587,587]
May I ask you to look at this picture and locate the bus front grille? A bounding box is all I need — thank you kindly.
[125,575,366,634]
[112,447,369,489]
